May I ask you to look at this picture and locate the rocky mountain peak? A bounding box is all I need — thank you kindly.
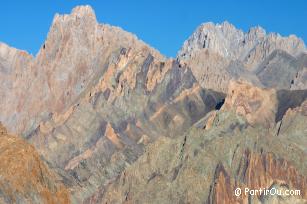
[71,5,96,18]
[178,21,306,67]
[178,21,244,59]
[246,26,266,40]
[177,21,307,93]
[0,5,164,135]
[52,5,96,25]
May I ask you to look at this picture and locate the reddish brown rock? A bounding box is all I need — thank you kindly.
[0,123,70,204]
[222,80,277,127]
[210,151,307,204]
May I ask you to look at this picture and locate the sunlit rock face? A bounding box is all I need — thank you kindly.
[0,5,306,204]
[222,80,278,127]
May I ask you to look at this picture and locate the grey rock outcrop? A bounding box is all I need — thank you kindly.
[178,21,306,92]
[291,53,307,90]
[179,21,305,65]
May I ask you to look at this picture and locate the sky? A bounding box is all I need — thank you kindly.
[1,0,306,57]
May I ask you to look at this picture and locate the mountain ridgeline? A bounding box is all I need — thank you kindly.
[0,5,306,204]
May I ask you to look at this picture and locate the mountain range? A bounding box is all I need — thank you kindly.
[0,5,306,204]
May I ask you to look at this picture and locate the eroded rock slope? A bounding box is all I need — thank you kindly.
[99,82,307,204]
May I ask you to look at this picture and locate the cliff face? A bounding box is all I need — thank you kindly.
[0,5,306,204]
[0,123,70,204]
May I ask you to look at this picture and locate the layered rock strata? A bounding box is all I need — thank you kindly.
[98,82,307,204]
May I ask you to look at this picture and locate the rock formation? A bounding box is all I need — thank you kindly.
[0,5,163,136]
[0,5,224,202]
[178,21,305,66]
[0,123,70,203]
[221,80,277,127]
[99,81,307,204]
[0,5,306,204]
[178,21,307,92]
